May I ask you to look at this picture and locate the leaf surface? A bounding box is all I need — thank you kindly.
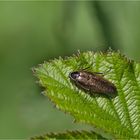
[31,130,105,140]
[34,51,140,139]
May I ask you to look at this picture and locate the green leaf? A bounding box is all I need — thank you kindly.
[33,51,140,139]
[31,130,105,140]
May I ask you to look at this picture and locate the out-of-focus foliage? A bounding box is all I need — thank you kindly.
[0,1,140,139]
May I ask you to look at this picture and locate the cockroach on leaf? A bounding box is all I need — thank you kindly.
[69,70,117,97]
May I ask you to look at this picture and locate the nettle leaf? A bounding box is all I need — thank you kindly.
[33,51,140,139]
[31,130,105,140]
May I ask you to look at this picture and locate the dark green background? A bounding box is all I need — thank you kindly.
[0,1,140,138]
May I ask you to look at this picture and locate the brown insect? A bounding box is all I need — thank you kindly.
[69,70,117,97]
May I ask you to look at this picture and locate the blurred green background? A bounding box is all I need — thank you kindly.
[0,1,140,138]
